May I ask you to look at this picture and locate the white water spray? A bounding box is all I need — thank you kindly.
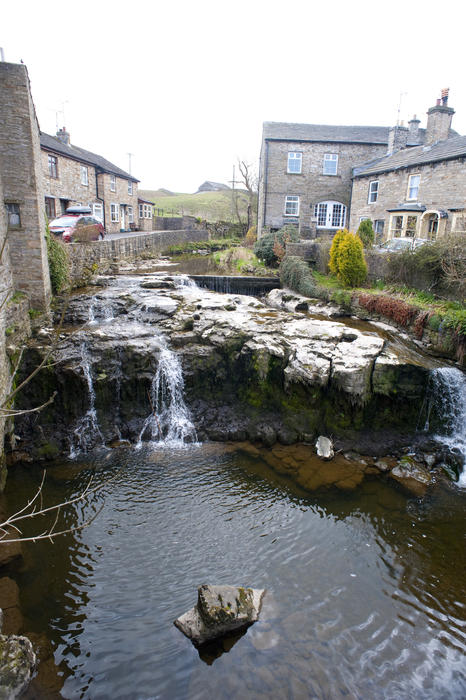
[425,367,466,487]
[69,345,104,457]
[137,348,197,448]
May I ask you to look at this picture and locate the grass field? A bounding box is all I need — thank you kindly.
[139,188,250,223]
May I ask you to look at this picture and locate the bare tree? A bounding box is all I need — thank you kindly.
[237,160,258,231]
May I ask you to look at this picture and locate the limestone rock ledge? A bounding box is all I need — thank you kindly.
[174,584,265,646]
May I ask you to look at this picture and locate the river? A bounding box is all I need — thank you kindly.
[5,442,466,699]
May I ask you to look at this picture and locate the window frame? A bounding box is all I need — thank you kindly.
[48,155,58,178]
[128,181,133,195]
[407,174,420,201]
[92,202,104,222]
[287,152,302,174]
[139,203,144,218]
[110,203,119,222]
[368,180,379,203]
[128,205,134,223]
[323,153,338,176]
[284,195,300,217]
[110,175,116,192]
[314,200,346,229]
[45,196,56,220]
[6,203,21,229]
[81,165,89,187]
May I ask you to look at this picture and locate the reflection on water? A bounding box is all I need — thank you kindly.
[4,443,466,699]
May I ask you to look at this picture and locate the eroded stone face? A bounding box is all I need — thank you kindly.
[0,634,36,699]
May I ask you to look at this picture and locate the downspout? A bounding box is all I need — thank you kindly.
[95,167,106,230]
[348,173,354,231]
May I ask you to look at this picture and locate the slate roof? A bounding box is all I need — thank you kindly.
[40,132,139,182]
[353,134,466,178]
[263,122,401,145]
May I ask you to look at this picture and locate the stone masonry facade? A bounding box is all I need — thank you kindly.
[259,140,387,236]
[349,158,466,240]
[0,63,51,310]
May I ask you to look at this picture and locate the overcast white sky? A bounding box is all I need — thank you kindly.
[3,0,466,193]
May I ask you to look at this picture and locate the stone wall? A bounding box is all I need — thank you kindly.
[0,62,51,311]
[349,158,466,237]
[67,229,209,285]
[153,216,200,231]
[0,170,11,486]
[258,140,388,235]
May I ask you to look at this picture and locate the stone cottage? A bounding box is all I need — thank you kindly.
[349,96,465,242]
[40,129,140,234]
[258,91,463,241]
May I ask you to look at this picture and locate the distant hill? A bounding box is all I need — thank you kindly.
[139,188,249,223]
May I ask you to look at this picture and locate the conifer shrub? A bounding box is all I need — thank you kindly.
[244,225,257,247]
[328,229,346,276]
[356,219,375,248]
[331,230,367,287]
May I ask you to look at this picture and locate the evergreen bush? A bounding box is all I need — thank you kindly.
[328,229,347,276]
[280,256,317,297]
[337,232,367,287]
[356,219,375,248]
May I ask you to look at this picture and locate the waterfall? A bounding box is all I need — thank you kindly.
[69,344,104,457]
[88,298,114,325]
[137,348,197,448]
[425,367,466,486]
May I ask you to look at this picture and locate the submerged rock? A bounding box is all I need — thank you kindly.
[390,458,433,497]
[316,436,334,460]
[174,584,265,646]
[0,634,36,699]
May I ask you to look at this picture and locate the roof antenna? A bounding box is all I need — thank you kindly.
[396,91,407,126]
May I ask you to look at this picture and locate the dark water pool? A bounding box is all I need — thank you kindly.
[4,443,466,699]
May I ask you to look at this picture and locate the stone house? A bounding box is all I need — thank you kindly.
[349,96,465,242]
[40,129,140,234]
[138,197,155,232]
[257,123,395,237]
[258,92,463,241]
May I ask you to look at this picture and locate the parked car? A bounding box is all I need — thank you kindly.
[377,237,415,253]
[49,208,105,243]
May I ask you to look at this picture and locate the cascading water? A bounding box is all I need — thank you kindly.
[137,348,197,448]
[69,344,104,458]
[424,367,466,486]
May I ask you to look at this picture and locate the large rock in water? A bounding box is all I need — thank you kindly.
[0,634,36,699]
[174,584,265,646]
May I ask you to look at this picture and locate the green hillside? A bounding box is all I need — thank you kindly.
[139,188,250,223]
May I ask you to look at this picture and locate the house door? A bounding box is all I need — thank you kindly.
[314,201,347,230]
[120,205,125,231]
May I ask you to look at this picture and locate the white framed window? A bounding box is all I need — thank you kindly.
[92,203,104,222]
[314,200,346,229]
[374,220,385,235]
[139,203,144,218]
[110,203,119,222]
[81,166,89,186]
[359,216,370,222]
[128,205,134,223]
[128,181,133,195]
[48,155,58,178]
[110,175,116,192]
[284,195,299,216]
[6,203,21,228]
[407,174,420,200]
[144,204,152,218]
[389,213,419,238]
[287,152,302,174]
[368,180,379,203]
[323,153,338,175]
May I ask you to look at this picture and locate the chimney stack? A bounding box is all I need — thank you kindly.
[387,124,408,154]
[408,115,421,143]
[425,90,454,145]
[56,126,70,145]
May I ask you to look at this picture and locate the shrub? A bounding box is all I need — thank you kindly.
[328,229,346,276]
[335,232,367,287]
[244,225,257,247]
[46,225,70,295]
[358,293,417,327]
[356,219,375,248]
[254,225,299,267]
[280,256,317,298]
